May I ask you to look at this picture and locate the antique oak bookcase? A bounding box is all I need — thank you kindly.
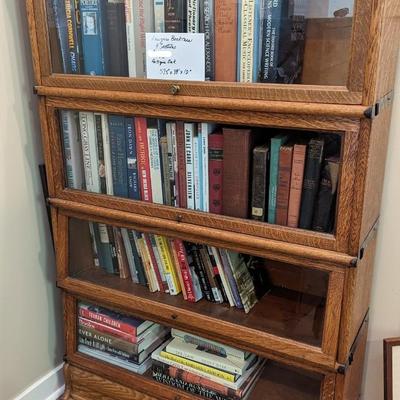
[26,0,399,399]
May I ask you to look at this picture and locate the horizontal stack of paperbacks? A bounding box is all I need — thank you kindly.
[48,0,314,83]
[78,301,266,400]
[61,110,341,233]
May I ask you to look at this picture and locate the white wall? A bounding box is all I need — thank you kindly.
[361,57,400,398]
[0,1,64,399]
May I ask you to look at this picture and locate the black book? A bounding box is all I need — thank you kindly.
[106,0,129,76]
[200,0,214,80]
[299,138,325,230]
[164,0,187,32]
[251,144,270,221]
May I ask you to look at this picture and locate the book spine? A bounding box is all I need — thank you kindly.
[154,0,165,32]
[171,123,179,207]
[200,124,212,212]
[99,114,114,195]
[108,115,128,198]
[106,0,129,76]
[65,0,81,73]
[189,245,214,302]
[176,121,187,208]
[193,135,201,210]
[275,145,294,226]
[147,128,164,204]
[210,247,234,307]
[299,139,325,229]
[150,234,170,292]
[208,134,223,214]
[238,0,255,83]
[166,123,176,206]
[160,351,236,383]
[287,144,306,228]
[128,230,148,285]
[125,117,141,200]
[79,0,109,75]
[199,0,214,81]
[169,239,187,300]
[251,146,269,221]
[124,0,137,76]
[113,227,130,279]
[159,137,170,205]
[135,117,153,202]
[199,248,223,303]
[164,0,186,32]
[145,234,167,292]
[94,113,107,194]
[121,228,139,283]
[60,110,84,189]
[252,0,261,82]
[51,0,70,73]
[136,233,159,292]
[187,0,199,32]
[184,123,195,210]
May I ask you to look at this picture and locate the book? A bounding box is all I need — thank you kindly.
[164,0,187,32]
[287,143,307,228]
[79,0,109,75]
[145,234,168,292]
[268,133,289,224]
[193,134,201,210]
[135,117,153,202]
[166,122,177,206]
[125,0,154,77]
[60,110,84,189]
[125,117,140,200]
[106,0,128,76]
[176,121,187,208]
[160,136,171,205]
[251,144,270,221]
[121,228,139,283]
[222,128,253,219]
[94,113,107,194]
[299,138,325,229]
[199,247,224,303]
[275,144,294,226]
[46,0,64,73]
[128,230,148,285]
[99,113,114,195]
[147,126,164,204]
[184,123,195,209]
[108,115,128,198]
[199,123,215,211]
[136,233,159,292]
[114,227,131,279]
[187,0,199,33]
[312,157,340,233]
[154,0,165,32]
[199,0,214,81]
[215,0,237,81]
[208,133,223,214]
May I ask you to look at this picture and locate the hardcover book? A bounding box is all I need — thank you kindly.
[251,144,270,221]
[199,0,214,80]
[208,133,223,214]
[164,0,187,32]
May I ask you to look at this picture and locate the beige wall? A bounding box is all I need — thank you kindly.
[362,56,400,399]
[0,1,64,399]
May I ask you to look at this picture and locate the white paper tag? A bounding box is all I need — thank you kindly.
[146,33,205,81]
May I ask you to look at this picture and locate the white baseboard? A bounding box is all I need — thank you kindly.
[14,363,65,400]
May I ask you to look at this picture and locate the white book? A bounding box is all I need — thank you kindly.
[153,0,165,32]
[187,0,199,33]
[170,122,179,207]
[125,0,155,77]
[149,235,169,292]
[79,111,100,193]
[98,113,113,195]
[193,135,201,210]
[184,123,195,209]
[165,122,175,206]
[121,228,139,283]
[147,128,164,204]
[200,123,215,212]
[60,110,84,190]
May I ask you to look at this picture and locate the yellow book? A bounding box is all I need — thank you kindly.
[160,351,236,383]
[136,236,158,292]
[155,235,182,295]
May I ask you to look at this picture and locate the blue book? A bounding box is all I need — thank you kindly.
[128,230,148,286]
[92,223,114,274]
[108,115,128,198]
[125,117,140,200]
[268,134,289,224]
[252,0,262,82]
[51,0,70,73]
[79,0,109,75]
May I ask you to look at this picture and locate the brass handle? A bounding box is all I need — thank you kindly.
[170,85,180,95]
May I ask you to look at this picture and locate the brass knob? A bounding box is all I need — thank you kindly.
[170,85,180,95]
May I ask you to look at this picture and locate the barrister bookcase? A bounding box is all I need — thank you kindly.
[26,0,399,398]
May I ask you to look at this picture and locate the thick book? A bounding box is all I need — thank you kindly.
[79,0,109,75]
[275,144,294,226]
[154,0,165,32]
[147,126,164,204]
[251,144,270,221]
[299,138,325,229]
[199,0,214,80]
[184,123,195,209]
[287,143,307,228]
[208,133,223,214]
[125,117,140,200]
[312,157,340,233]
[135,117,153,202]
[222,128,253,219]
[215,1,237,81]
[268,133,289,224]
[176,121,187,208]
[125,0,154,77]
[164,0,187,32]
[108,115,128,198]
[106,0,128,76]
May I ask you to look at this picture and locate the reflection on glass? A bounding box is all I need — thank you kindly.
[46,0,354,85]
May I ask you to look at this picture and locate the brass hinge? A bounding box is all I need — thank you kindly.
[364,90,394,119]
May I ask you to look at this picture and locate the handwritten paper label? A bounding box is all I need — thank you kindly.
[146,33,205,81]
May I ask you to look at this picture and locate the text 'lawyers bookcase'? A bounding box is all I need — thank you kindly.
[26,0,399,399]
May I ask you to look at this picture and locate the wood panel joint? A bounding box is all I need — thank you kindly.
[364,89,394,119]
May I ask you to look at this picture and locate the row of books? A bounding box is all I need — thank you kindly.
[62,110,340,233]
[77,302,265,400]
[88,220,266,313]
[48,0,305,83]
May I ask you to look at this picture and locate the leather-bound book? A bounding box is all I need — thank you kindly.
[276,144,294,226]
[251,144,270,221]
[215,0,238,81]
[222,128,253,219]
[287,143,307,228]
[208,133,223,214]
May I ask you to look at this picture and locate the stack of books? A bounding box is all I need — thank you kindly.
[48,0,308,83]
[62,111,341,233]
[77,302,170,373]
[151,329,266,400]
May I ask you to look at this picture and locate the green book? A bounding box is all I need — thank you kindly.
[268,134,289,224]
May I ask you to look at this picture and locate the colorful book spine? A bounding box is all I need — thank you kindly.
[128,230,148,285]
[208,133,223,214]
[164,0,186,32]
[199,0,214,81]
[154,0,165,32]
[187,0,199,32]
[65,0,82,73]
[276,145,294,226]
[79,0,109,75]
[145,234,168,292]
[251,145,269,221]
[135,117,153,202]
[125,117,140,200]
[147,128,164,204]
[108,115,128,198]
[184,123,195,209]
[176,121,187,208]
[136,233,159,292]
[199,247,223,303]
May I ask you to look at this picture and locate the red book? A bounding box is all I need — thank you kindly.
[135,117,153,202]
[276,145,294,226]
[215,1,238,81]
[176,121,187,209]
[143,234,166,292]
[208,133,223,214]
[172,239,196,302]
[287,144,307,228]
